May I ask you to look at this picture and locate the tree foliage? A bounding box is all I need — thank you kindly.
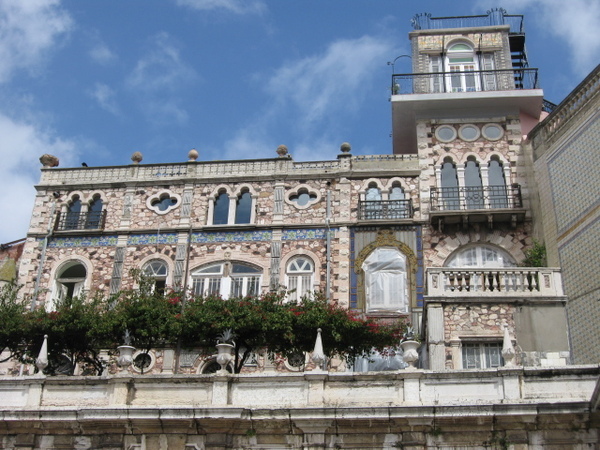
[0,281,29,363]
[27,293,116,375]
[521,240,547,267]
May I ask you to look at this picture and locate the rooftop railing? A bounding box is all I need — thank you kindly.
[430,185,523,212]
[411,9,524,34]
[426,267,564,298]
[39,155,419,186]
[392,68,539,96]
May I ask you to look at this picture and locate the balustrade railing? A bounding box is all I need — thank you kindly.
[392,68,539,96]
[430,185,522,212]
[54,210,106,231]
[358,200,413,220]
[427,267,564,297]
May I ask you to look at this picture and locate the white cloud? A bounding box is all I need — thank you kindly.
[174,0,266,15]
[89,83,120,116]
[126,33,196,125]
[476,0,600,76]
[266,35,393,128]
[128,33,196,92]
[0,0,72,82]
[220,35,393,161]
[0,114,78,243]
[89,43,116,65]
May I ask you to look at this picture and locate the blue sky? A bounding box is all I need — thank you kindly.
[0,0,599,244]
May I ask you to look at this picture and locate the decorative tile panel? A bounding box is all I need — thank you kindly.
[48,236,119,248]
[282,229,331,240]
[127,234,179,245]
[191,230,272,243]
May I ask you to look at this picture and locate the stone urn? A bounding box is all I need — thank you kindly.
[117,345,135,373]
[215,343,234,374]
[401,340,420,370]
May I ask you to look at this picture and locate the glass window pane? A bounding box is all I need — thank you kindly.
[232,263,261,274]
[213,192,229,225]
[60,263,86,279]
[235,192,252,224]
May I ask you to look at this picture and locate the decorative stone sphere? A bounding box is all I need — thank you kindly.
[39,154,59,168]
[131,152,143,164]
[276,145,288,157]
[340,142,351,153]
[188,148,199,161]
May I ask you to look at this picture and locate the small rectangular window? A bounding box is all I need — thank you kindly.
[462,342,503,369]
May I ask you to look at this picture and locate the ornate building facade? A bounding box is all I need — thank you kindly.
[2,9,599,450]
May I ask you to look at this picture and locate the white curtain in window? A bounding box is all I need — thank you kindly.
[362,248,408,312]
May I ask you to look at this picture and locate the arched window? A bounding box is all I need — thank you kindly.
[286,257,314,302]
[440,158,460,210]
[362,247,408,313]
[488,157,508,208]
[464,157,484,209]
[446,42,478,92]
[143,260,168,294]
[213,191,230,225]
[191,262,262,299]
[51,261,87,311]
[446,245,515,268]
[85,196,104,229]
[364,184,382,219]
[234,191,252,224]
[389,184,408,219]
[65,197,82,230]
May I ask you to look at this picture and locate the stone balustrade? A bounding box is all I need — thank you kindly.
[531,65,600,149]
[1,366,597,411]
[1,367,598,448]
[426,267,564,298]
[37,155,419,186]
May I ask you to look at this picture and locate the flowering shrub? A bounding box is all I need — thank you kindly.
[2,273,406,375]
[181,291,406,373]
[27,292,116,375]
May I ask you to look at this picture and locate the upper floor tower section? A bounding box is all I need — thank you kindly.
[391,9,545,154]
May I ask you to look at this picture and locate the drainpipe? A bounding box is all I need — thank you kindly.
[173,223,193,374]
[31,201,57,309]
[477,34,484,90]
[440,36,446,93]
[325,183,332,300]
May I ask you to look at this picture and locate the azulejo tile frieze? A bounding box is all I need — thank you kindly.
[128,234,179,245]
[192,230,273,243]
[48,236,119,248]
[46,228,336,248]
[282,228,332,240]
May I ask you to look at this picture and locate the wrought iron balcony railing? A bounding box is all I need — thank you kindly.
[430,185,522,212]
[426,267,564,298]
[391,68,539,96]
[54,210,106,231]
[358,200,413,220]
[411,10,524,34]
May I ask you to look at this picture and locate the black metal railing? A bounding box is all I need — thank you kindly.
[391,68,539,95]
[430,185,522,212]
[358,200,413,220]
[411,10,524,34]
[542,99,557,113]
[54,210,106,231]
